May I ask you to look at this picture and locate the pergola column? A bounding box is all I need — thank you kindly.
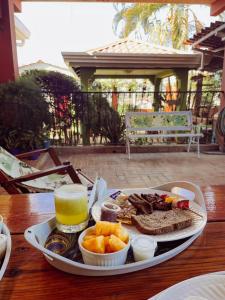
[80,68,95,91]
[0,0,19,83]
[79,68,95,145]
[153,77,162,111]
[174,69,189,110]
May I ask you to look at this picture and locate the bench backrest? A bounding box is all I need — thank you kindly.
[125,111,193,132]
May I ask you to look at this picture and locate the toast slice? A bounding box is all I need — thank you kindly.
[131,209,192,235]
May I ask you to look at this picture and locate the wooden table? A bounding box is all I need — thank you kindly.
[0,185,225,300]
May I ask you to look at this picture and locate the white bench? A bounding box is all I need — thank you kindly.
[125,111,203,159]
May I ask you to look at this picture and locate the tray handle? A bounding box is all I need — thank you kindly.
[44,253,54,262]
[24,228,45,252]
[25,228,55,262]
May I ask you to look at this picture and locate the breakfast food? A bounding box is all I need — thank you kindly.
[105,191,194,235]
[128,194,153,214]
[131,235,157,262]
[114,195,137,225]
[100,202,121,222]
[82,221,129,254]
[131,209,193,235]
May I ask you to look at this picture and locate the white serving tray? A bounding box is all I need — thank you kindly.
[0,223,12,280]
[24,181,207,276]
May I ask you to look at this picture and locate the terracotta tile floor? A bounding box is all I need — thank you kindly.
[34,152,225,189]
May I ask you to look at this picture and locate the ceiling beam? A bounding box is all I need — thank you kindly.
[13,0,21,12]
[21,0,212,3]
[211,0,225,16]
[192,23,225,48]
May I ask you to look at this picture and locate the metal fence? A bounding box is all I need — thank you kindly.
[45,90,223,146]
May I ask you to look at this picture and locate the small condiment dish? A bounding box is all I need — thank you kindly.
[0,234,7,260]
[131,235,157,262]
[78,226,130,267]
[0,215,3,233]
[0,216,7,260]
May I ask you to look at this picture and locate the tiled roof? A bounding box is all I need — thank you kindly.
[19,60,69,71]
[87,38,191,55]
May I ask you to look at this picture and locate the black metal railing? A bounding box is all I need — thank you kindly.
[44,90,223,146]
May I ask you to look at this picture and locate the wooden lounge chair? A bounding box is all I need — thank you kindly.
[0,147,93,194]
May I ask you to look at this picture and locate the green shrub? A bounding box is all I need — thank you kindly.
[0,78,52,151]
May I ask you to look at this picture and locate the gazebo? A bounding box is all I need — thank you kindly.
[62,38,202,95]
[1,0,224,85]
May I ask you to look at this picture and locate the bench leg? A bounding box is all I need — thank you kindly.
[197,137,200,158]
[126,138,131,160]
[187,137,192,153]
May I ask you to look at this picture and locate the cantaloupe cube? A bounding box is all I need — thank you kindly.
[95,221,121,236]
[104,236,112,253]
[108,234,127,252]
[82,235,105,253]
[87,227,96,235]
[114,227,129,243]
[83,234,97,241]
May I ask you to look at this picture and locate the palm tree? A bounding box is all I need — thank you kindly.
[113,3,203,49]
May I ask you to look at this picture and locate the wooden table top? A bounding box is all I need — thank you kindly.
[0,185,225,299]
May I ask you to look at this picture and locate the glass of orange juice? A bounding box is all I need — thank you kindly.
[54,184,89,233]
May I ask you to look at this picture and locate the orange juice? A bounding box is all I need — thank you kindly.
[54,184,88,233]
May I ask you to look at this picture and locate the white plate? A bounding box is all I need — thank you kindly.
[92,188,207,242]
[150,274,225,300]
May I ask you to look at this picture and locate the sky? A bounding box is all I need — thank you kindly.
[16,2,218,68]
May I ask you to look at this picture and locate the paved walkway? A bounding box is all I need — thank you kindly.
[37,152,225,189]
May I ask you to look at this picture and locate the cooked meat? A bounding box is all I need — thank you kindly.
[142,193,172,211]
[128,194,153,214]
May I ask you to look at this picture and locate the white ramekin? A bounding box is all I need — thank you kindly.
[131,235,157,262]
[0,215,3,233]
[0,216,7,260]
[78,226,130,266]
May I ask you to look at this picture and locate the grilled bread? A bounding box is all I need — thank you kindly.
[131,209,192,235]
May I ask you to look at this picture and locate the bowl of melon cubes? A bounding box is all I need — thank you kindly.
[78,221,130,266]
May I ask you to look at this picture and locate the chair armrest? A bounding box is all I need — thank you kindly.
[16,147,62,166]
[76,169,94,184]
[5,165,78,184]
[16,148,49,159]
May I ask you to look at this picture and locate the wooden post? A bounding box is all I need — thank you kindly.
[153,77,162,111]
[174,69,189,110]
[220,50,225,110]
[216,50,225,152]
[0,0,19,83]
[79,68,95,145]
